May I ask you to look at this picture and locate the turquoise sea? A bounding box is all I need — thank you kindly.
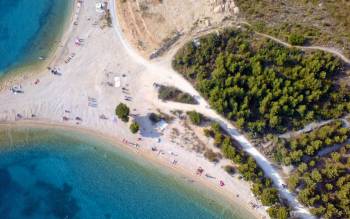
[0,0,72,77]
[0,126,253,219]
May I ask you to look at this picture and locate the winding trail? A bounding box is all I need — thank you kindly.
[110,1,314,218]
[280,117,350,139]
[279,119,334,139]
[240,21,350,65]
[258,32,350,64]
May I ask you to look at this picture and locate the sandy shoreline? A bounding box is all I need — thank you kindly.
[0,0,268,218]
[0,120,263,218]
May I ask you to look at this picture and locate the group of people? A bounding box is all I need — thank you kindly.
[122,138,140,148]
[62,110,83,125]
[249,201,261,209]
[48,67,62,76]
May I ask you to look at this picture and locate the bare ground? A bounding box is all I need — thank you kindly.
[116,0,239,58]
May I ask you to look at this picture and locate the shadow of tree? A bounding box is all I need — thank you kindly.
[132,113,162,138]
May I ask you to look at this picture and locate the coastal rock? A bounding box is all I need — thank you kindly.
[211,0,238,14]
[213,5,224,13]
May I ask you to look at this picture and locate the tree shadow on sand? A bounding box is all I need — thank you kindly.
[131,114,162,139]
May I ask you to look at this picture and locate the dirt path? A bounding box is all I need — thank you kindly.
[279,119,334,139]
[240,21,350,65]
[280,116,350,139]
[258,32,350,64]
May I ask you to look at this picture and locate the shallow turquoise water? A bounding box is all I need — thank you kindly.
[0,0,72,76]
[0,126,252,219]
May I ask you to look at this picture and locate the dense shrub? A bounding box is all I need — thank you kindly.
[288,145,350,219]
[115,103,130,122]
[261,188,279,206]
[274,121,350,165]
[130,121,140,134]
[186,111,204,125]
[173,29,349,136]
[203,149,221,162]
[268,205,290,219]
[288,33,306,45]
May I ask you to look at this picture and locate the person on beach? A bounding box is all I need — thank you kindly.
[196,167,204,175]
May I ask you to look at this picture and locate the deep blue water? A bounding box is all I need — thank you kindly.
[0,127,252,219]
[0,0,72,76]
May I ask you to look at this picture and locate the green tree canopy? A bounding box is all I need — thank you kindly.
[130,121,140,134]
[115,103,130,122]
[261,188,279,206]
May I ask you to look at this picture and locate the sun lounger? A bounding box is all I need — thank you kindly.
[99,115,108,120]
[88,103,97,107]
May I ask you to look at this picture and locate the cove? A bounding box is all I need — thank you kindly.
[0,125,254,219]
[0,0,72,77]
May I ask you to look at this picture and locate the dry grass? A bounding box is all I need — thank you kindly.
[236,0,350,57]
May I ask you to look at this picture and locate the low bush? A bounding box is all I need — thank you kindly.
[186,111,204,125]
[149,113,161,124]
[158,85,198,104]
[130,121,140,134]
[288,33,306,45]
[204,149,221,162]
[224,165,235,175]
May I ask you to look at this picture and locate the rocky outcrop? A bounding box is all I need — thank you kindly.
[210,0,239,14]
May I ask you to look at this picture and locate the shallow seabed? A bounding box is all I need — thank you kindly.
[0,0,72,77]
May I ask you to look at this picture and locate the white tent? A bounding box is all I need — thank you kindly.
[114,77,121,88]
